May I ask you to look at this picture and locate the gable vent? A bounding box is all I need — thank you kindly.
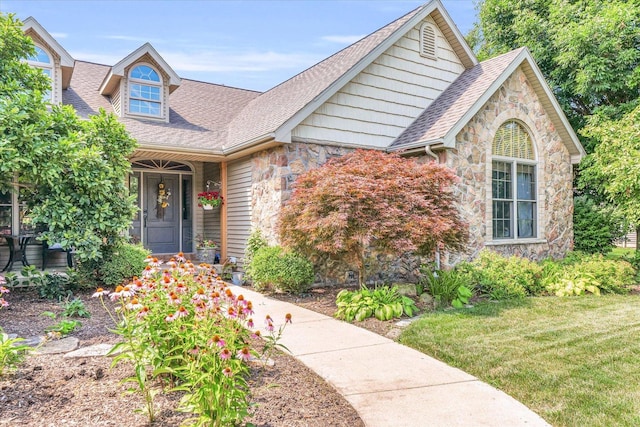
[420,23,437,59]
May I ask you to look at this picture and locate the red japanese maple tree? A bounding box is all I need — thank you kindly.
[278,149,468,286]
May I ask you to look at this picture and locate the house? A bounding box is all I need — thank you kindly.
[16,0,584,277]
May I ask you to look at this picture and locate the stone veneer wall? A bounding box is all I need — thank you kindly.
[249,67,575,283]
[446,66,574,263]
[251,143,354,245]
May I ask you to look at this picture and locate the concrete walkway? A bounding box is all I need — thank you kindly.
[235,287,550,427]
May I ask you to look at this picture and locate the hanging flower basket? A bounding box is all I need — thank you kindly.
[197,191,223,209]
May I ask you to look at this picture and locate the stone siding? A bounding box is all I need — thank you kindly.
[446,66,574,262]
[249,66,575,283]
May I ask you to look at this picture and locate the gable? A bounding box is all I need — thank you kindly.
[291,15,466,148]
[391,48,585,163]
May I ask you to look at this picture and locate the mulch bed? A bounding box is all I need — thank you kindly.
[0,287,367,426]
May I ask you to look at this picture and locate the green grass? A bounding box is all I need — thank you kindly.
[608,247,635,260]
[400,296,640,427]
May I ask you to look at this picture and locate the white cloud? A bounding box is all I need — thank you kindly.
[163,50,325,73]
[321,34,366,44]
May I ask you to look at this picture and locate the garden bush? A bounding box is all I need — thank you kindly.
[249,246,314,293]
[464,250,544,300]
[98,243,150,287]
[542,253,635,295]
[573,196,626,254]
[420,266,473,308]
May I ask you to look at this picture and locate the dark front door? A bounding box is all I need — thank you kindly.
[144,173,180,254]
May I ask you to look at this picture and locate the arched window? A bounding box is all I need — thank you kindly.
[26,46,53,100]
[129,64,162,117]
[491,121,537,239]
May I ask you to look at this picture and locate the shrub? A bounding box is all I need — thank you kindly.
[420,266,473,308]
[573,195,626,254]
[466,250,544,300]
[39,271,74,301]
[542,253,635,295]
[249,246,314,293]
[98,243,150,287]
[61,297,91,318]
[278,149,468,286]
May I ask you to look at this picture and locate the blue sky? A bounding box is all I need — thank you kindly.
[3,1,477,92]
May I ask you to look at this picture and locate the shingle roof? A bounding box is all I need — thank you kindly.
[391,48,525,148]
[225,4,425,148]
[62,61,260,152]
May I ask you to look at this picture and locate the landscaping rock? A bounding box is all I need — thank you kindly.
[64,343,115,359]
[393,283,417,297]
[419,293,434,306]
[22,335,45,347]
[36,336,79,354]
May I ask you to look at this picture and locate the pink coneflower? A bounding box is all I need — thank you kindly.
[137,306,150,320]
[175,282,188,293]
[285,313,293,324]
[222,367,233,377]
[219,348,231,360]
[0,285,8,294]
[109,285,125,301]
[148,257,163,267]
[120,286,135,298]
[165,259,177,269]
[92,287,109,298]
[252,330,262,339]
[165,313,177,322]
[126,298,143,310]
[142,265,154,278]
[175,306,189,319]
[237,347,251,362]
[193,301,207,314]
[247,318,254,329]
[265,315,274,332]
[0,298,8,308]
[144,255,154,263]
[227,307,237,319]
[244,301,254,316]
[208,335,226,348]
[191,288,208,302]
[168,292,181,305]
[175,252,186,263]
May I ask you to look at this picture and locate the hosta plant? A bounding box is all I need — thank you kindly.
[335,285,418,322]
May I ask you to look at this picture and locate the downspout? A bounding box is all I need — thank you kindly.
[425,145,441,270]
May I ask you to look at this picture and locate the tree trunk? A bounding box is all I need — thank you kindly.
[636,226,640,253]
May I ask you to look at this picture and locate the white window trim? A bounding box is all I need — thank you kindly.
[26,44,54,101]
[127,63,163,118]
[491,156,540,241]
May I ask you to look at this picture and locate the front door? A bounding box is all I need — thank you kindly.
[144,173,180,254]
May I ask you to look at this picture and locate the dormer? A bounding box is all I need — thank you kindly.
[22,17,75,104]
[99,43,181,123]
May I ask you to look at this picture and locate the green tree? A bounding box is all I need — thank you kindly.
[0,13,137,260]
[470,0,640,148]
[470,0,640,252]
[579,106,640,249]
[278,149,468,287]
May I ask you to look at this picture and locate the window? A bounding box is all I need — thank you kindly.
[26,45,53,100]
[128,64,162,117]
[491,121,537,239]
[419,23,437,59]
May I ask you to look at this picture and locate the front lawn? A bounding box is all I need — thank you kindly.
[400,295,640,427]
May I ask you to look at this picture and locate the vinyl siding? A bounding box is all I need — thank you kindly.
[226,159,252,268]
[292,15,466,147]
[202,163,222,248]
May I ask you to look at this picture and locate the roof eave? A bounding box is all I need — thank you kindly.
[441,49,586,160]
